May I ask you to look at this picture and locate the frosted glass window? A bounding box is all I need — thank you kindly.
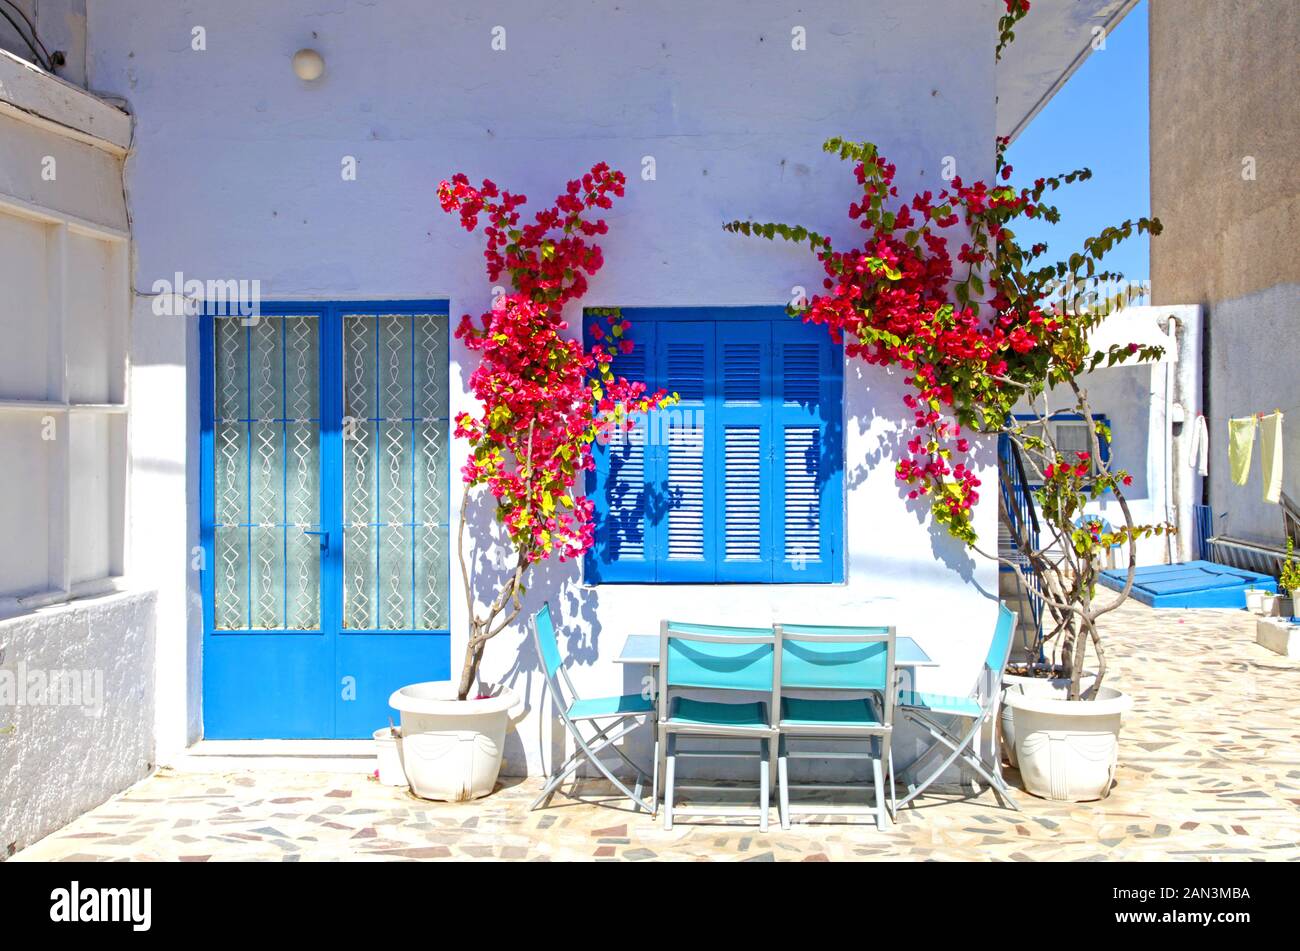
[212,315,321,630]
[342,314,449,631]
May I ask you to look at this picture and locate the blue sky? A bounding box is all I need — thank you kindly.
[1006,0,1150,290]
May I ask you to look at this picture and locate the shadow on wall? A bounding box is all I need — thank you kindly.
[453,487,598,774]
[843,360,981,583]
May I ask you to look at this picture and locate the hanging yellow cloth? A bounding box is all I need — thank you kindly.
[1259,412,1285,504]
[1229,416,1257,486]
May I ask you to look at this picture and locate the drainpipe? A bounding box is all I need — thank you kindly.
[1163,315,1180,564]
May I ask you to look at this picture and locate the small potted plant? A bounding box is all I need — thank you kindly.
[1280,538,1300,618]
[389,165,670,801]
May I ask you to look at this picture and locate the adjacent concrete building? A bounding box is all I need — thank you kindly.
[1150,0,1300,549]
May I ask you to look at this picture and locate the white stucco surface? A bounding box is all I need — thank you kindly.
[0,590,156,856]
[1014,305,1203,568]
[87,0,1016,775]
[0,60,160,852]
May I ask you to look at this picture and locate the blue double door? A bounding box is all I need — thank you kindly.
[201,302,451,738]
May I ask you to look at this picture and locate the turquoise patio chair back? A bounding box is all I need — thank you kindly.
[657,620,779,722]
[778,624,893,689]
[981,604,1019,699]
[778,623,896,725]
[533,599,564,679]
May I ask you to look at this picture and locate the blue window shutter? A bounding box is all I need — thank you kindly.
[584,317,656,582]
[716,322,773,582]
[585,308,842,585]
[771,321,843,582]
[655,322,717,581]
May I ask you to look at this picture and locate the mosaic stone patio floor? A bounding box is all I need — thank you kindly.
[12,602,1300,862]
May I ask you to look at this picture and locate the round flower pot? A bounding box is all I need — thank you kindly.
[1000,666,1095,768]
[372,727,406,787]
[1245,588,1267,614]
[1004,685,1130,802]
[388,682,517,802]
[1259,592,1281,617]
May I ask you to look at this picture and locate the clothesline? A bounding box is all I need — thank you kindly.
[1186,410,1285,505]
[1197,408,1297,424]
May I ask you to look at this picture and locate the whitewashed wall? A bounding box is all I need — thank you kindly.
[1013,305,1203,569]
[0,591,155,856]
[87,0,1004,774]
[0,54,153,851]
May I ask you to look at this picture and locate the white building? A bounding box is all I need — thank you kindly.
[0,0,1150,853]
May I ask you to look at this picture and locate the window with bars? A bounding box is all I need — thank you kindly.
[584,308,844,584]
[1015,414,1111,484]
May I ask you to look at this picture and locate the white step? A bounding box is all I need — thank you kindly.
[163,739,378,774]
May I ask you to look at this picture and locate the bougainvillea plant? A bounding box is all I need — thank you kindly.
[438,164,671,699]
[998,0,1032,60]
[726,9,1164,701]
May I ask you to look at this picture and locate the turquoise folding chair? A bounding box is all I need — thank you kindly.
[530,603,657,813]
[776,624,896,830]
[657,620,779,832]
[896,603,1020,810]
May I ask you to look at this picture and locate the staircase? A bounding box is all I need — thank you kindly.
[997,434,1045,661]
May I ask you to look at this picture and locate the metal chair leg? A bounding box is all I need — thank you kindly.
[758,738,770,833]
[777,738,791,831]
[650,733,660,816]
[663,734,677,831]
[887,744,897,819]
[872,754,888,831]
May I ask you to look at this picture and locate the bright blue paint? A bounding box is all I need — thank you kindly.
[201,300,451,739]
[584,306,843,584]
[1099,560,1276,609]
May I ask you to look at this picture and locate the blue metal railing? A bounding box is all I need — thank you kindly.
[1193,503,1213,562]
[998,433,1044,657]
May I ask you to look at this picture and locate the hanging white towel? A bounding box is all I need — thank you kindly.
[1259,412,1285,504]
[1189,413,1209,477]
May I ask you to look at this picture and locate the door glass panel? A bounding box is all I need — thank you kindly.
[342,313,449,631]
[212,315,321,630]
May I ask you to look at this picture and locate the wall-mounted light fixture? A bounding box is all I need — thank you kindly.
[292,48,325,81]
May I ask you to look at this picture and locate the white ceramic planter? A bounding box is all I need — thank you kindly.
[389,682,517,802]
[1245,588,1267,614]
[1004,685,1130,802]
[372,727,407,787]
[1000,668,1095,768]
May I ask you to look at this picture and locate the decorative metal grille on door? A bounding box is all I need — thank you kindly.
[212,315,321,630]
[342,313,449,631]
